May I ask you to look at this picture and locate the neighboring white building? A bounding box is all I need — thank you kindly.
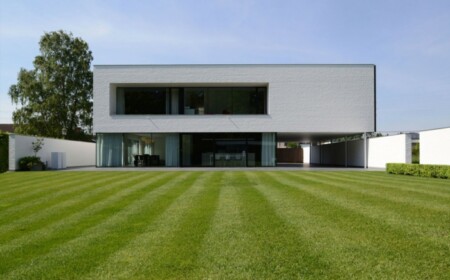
[420,127,450,165]
[93,64,376,167]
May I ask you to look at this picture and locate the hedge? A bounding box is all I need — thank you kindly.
[0,132,8,173]
[386,163,450,179]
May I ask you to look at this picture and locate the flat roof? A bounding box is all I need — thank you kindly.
[94,64,376,68]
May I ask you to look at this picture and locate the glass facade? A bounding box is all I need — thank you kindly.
[97,133,171,167]
[117,88,168,114]
[116,87,267,115]
[96,133,276,167]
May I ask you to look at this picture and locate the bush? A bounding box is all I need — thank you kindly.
[412,143,420,164]
[0,132,8,173]
[18,156,45,171]
[386,163,450,179]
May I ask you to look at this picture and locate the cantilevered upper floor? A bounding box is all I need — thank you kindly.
[93,64,376,134]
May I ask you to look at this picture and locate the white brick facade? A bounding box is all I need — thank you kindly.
[93,64,376,134]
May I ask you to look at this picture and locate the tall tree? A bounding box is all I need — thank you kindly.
[8,30,93,140]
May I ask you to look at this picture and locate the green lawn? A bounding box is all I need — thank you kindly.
[0,171,449,279]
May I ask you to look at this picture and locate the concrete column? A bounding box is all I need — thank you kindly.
[345,137,348,167]
[363,133,368,169]
[319,141,322,165]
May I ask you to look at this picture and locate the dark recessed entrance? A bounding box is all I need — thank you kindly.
[180,133,264,167]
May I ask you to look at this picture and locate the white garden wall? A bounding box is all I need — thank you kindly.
[367,134,411,168]
[8,134,95,171]
[420,127,450,165]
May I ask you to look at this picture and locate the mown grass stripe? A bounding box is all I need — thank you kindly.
[361,171,450,191]
[263,172,450,278]
[0,172,64,187]
[1,172,194,279]
[0,172,59,189]
[1,172,113,203]
[327,171,450,198]
[0,172,84,197]
[138,172,221,279]
[0,172,137,233]
[84,171,219,280]
[235,171,334,279]
[195,172,255,279]
[0,172,122,221]
[292,171,450,212]
[283,171,450,245]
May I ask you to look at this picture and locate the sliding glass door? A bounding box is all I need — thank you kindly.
[179,133,275,167]
[97,133,180,167]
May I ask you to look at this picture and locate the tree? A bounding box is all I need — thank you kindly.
[32,138,44,157]
[8,30,93,141]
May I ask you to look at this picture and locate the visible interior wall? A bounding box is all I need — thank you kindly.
[276,148,303,163]
[420,127,450,165]
[310,145,320,164]
[9,134,95,170]
[320,142,346,166]
[368,134,411,168]
[310,140,364,167]
[347,139,365,167]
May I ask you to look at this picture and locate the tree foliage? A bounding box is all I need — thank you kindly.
[8,30,93,140]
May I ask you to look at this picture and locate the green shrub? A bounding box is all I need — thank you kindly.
[18,156,45,171]
[412,143,420,164]
[386,163,450,179]
[0,132,8,173]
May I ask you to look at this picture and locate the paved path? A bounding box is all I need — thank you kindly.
[61,165,384,172]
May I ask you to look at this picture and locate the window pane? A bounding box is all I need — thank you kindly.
[120,88,167,114]
[184,88,205,114]
[205,88,231,114]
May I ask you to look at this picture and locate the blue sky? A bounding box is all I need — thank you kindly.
[1,0,449,131]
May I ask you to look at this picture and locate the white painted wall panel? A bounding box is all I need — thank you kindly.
[94,65,375,134]
[301,144,310,164]
[368,134,411,168]
[8,134,95,170]
[420,128,450,165]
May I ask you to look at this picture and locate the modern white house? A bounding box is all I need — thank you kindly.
[93,64,376,167]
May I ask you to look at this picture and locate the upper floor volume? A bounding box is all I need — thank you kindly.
[93,64,376,134]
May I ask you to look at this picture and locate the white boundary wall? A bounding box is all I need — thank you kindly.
[368,134,411,168]
[420,127,450,165]
[8,134,95,171]
[310,134,411,168]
